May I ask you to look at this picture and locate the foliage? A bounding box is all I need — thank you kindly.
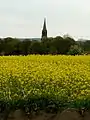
[0,55,90,111]
[77,40,90,54]
[0,36,76,55]
[67,45,84,55]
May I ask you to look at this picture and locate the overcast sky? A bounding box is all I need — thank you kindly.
[0,0,90,40]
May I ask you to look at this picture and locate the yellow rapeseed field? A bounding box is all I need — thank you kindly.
[0,55,90,105]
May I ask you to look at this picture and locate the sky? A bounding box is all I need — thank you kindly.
[0,0,90,40]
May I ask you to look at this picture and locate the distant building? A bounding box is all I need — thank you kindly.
[41,18,47,40]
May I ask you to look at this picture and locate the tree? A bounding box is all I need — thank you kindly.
[63,34,73,39]
[30,41,43,54]
[49,46,57,54]
[67,45,83,55]
[1,37,20,55]
[51,36,75,54]
[18,39,31,55]
[41,37,54,54]
[51,36,64,54]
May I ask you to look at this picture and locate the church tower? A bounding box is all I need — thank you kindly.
[41,18,47,40]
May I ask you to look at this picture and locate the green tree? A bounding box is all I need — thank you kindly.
[2,37,20,55]
[30,41,43,54]
[67,45,83,55]
[41,37,54,54]
[51,36,75,54]
[18,39,31,55]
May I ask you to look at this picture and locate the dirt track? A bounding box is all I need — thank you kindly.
[3,108,89,120]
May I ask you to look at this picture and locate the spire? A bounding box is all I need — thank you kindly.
[43,18,47,30]
[42,18,47,39]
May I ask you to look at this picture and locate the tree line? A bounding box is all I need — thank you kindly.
[0,36,90,55]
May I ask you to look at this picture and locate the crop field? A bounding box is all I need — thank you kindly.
[0,55,90,109]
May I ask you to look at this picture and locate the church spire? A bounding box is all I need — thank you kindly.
[41,18,47,39]
[43,18,47,31]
